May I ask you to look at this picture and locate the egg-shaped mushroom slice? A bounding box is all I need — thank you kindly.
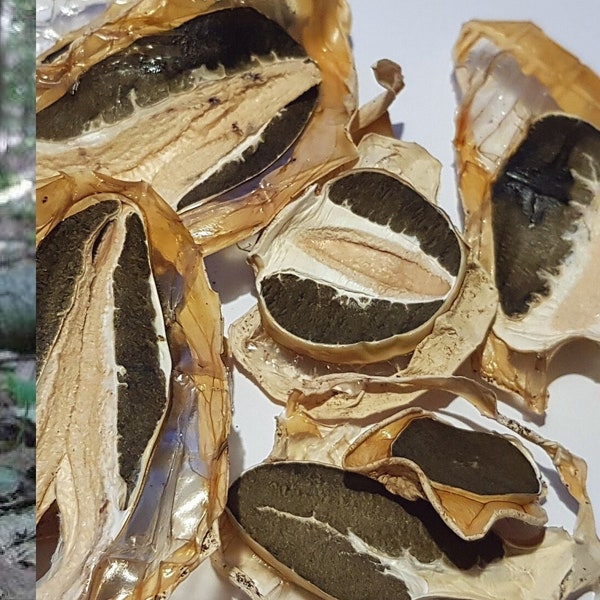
[454,20,600,412]
[249,167,468,364]
[37,0,360,253]
[343,408,545,543]
[36,173,230,599]
[229,134,496,420]
[221,461,596,600]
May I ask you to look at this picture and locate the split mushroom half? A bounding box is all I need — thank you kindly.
[36,172,230,600]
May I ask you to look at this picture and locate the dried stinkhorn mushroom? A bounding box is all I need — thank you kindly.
[220,460,599,600]
[230,134,497,419]
[219,374,600,599]
[453,20,600,412]
[36,0,360,253]
[36,172,230,599]
[343,407,546,543]
[249,164,467,364]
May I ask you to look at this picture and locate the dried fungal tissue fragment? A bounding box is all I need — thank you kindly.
[453,20,600,409]
[228,462,504,600]
[36,7,321,210]
[252,169,465,363]
[341,408,546,542]
[36,200,170,597]
[226,461,598,600]
[390,417,540,497]
[491,114,600,346]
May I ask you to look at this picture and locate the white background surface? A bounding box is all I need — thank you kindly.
[36,1,600,598]
[172,2,600,598]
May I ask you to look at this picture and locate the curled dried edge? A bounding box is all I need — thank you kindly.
[216,375,600,600]
[36,172,231,599]
[229,133,497,421]
[453,20,600,413]
[343,406,546,543]
[36,0,369,255]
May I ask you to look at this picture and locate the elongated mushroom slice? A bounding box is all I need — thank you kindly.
[36,173,230,599]
[224,461,594,600]
[37,0,361,253]
[250,167,467,364]
[227,462,504,600]
[38,7,319,202]
[37,199,171,598]
[38,199,170,496]
[344,408,545,542]
[454,20,600,411]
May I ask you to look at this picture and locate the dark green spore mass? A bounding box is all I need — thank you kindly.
[37,7,310,141]
[36,200,120,378]
[113,213,168,500]
[228,462,504,600]
[328,170,462,276]
[391,418,540,496]
[260,273,443,345]
[491,114,600,317]
[176,85,319,209]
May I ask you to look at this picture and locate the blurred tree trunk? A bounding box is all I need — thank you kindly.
[1,0,35,184]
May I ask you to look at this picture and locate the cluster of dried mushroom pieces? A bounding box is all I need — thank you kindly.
[35,2,600,599]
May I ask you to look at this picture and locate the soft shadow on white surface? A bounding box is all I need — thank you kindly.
[204,243,257,306]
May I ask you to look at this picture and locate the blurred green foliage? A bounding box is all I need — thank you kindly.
[3,371,35,410]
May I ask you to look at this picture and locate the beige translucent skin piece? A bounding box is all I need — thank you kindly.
[218,377,600,600]
[453,20,600,412]
[36,0,363,255]
[36,172,230,600]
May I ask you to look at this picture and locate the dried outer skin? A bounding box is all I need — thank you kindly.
[37,0,360,255]
[343,407,546,542]
[453,20,600,412]
[36,172,230,600]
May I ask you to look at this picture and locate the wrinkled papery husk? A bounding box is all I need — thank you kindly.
[36,0,388,255]
[36,172,230,599]
[216,375,600,600]
[453,21,600,413]
[229,133,497,421]
[343,407,546,543]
